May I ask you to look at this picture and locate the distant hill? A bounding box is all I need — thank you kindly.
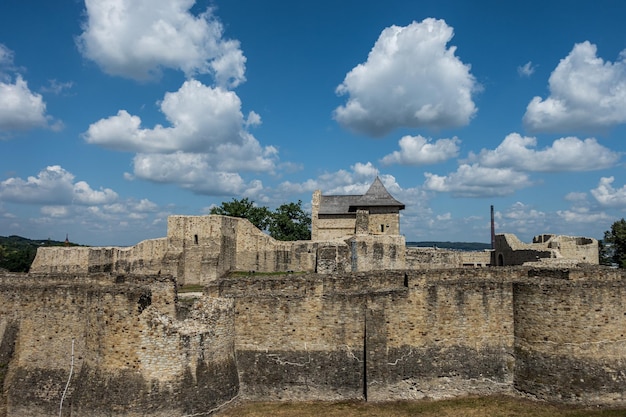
[406,241,491,251]
[0,235,81,272]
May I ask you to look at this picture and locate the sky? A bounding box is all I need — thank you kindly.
[1,0,626,246]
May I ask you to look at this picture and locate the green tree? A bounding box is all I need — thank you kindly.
[210,197,272,231]
[268,200,311,241]
[603,218,626,268]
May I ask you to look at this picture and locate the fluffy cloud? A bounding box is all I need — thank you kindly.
[334,18,478,137]
[524,41,626,132]
[381,135,460,166]
[77,0,246,86]
[0,44,58,133]
[85,79,276,196]
[0,76,50,131]
[0,165,118,205]
[468,133,620,172]
[84,80,254,153]
[132,152,267,196]
[591,176,626,208]
[423,164,532,197]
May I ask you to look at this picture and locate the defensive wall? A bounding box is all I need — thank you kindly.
[30,215,406,285]
[2,266,626,416]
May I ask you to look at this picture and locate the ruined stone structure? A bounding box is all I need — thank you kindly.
[7,180,614,415]
[311,177,405,241]
[494,233,599,266]
[2,266,626,416]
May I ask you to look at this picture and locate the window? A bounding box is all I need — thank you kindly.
[194,234,198,244]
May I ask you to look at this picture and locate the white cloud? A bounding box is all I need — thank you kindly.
[84,80,248,153]
[77,0,246,86]
[468,133,620,172]
[84,79,277,196]
[517,61,535,77]
[0,75,51,132]
[591,176,626,208]
[0,165,118,205]
[423,164,532,197]
[132,152,261,195]
[381,135,460,166]
[0,45,59,133]
[557,207,611,224]
[524,41,626,132]
[334,18,478,136]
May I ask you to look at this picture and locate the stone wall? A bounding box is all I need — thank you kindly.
[406,248,492,269]
[31,215,407,286]
[0,273,238,417]
[513,267,626,404]
[3,266,626,414]
[216,269,517,402]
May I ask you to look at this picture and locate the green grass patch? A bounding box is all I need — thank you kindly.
[178,284,205,293]
[215,396,626,417]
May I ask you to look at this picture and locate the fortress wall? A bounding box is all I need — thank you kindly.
[366,269,515,400]
[218,269,518,402]
[348,235,406,272]
[29,238,168,276]
[405,248,464,269]
[556,236,599,264]
[233,219,317,274]
[513,269,626,405]
[314,216,356,241]
[218,274,365,401]
[0,273,238,417]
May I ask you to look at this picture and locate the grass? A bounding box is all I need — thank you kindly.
[178,284,205,293]
[215,396,626,417]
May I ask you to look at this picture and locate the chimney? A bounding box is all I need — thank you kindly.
[490,205,495,249]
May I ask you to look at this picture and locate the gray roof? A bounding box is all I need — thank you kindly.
[318,177,405,214]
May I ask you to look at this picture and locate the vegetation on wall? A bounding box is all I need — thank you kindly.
[210,198,311,241]
[0,235,79,272]
[602,218,626,268]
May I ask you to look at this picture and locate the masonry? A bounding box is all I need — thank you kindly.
[1,266,626,416]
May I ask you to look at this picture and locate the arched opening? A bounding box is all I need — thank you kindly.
[498,253,504,266]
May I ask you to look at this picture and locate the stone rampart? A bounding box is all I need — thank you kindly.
[3,266,626,414]
[513,267,626,404]
[0,273,238,417]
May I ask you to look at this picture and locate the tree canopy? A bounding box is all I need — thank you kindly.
[210,198,311,241]
[603,218,626,268]
[209,197,272,232]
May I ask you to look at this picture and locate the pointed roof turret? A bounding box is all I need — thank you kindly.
[352,176,405,210]
[317,176,405,214]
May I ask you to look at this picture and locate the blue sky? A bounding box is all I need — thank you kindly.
[2,0,626,246]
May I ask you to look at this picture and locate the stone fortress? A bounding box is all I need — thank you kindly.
[1,178,623,417]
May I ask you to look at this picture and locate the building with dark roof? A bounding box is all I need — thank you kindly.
[311,177,405,241]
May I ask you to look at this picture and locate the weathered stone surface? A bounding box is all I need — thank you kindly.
[2,267,626,415]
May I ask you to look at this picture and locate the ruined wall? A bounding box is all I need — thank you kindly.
[0,273,238,417]
[513,267,626,405]
[3,266,626,413]
[494,234,554,266]
[405,248,464,269]
[346,235,406,272]
[30,238,168,276]
[313,215,356,241]
[552,236,599,264]
[217,269,516,402]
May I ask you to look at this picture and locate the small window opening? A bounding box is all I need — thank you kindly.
[194,234,198,244]
[380,224,385,232]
